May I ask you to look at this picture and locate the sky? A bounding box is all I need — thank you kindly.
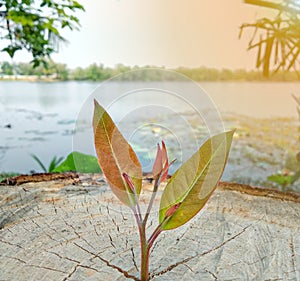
[7,0,276,69]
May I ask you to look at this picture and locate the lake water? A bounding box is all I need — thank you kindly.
[0,80,299,174]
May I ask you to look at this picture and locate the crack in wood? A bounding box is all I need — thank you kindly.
[131,247,139,272]
[62,263,104,281]
[27,263,68,274]
[95,253,139,281]
[30,217,63,245]
[247,255,268,266]
[51,198,58,214]
[63,218,98,253]
[151,225,251,278]
[182,262,194,273]
[0,202,36,229]
[62,263,79,281]
[108,233,116,248]
[1,181,300,280]
[74,242,139,280]
[6,255,27,264]
[290,235,297,277]
[7,254,72,276]
[204,268,218,280]
[46,250,81,264]
[150,253,197,278]
[0,238,24,249]
[93,224,101,237]
[112,217,120,232]
[174,231,187,246]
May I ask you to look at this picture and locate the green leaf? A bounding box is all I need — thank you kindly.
[2,46,22,58]
[267,173,292,186]
[48,156,64,172]
[53,151,101,173]
[93,99,142,207]
[159,130,234,230]
[72,1,85,11]
[31,153,47,172]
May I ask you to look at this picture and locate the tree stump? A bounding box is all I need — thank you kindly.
[0,174,299,280]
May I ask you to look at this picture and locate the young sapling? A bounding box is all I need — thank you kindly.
[93,99,234,281]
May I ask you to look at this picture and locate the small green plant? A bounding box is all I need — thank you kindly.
[53,151,101,173]
[267,171,294,188]
[31,151,102,173]
[0,172,19,182]
[31,154,64,173]
[268,94,300,190]
[93,100,234,280]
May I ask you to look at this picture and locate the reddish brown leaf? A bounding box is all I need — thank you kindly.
[152,143,163,177]
[93,99,142,206]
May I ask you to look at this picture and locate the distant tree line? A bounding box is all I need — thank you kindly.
[0,60,69,80]
[1,61,300,81]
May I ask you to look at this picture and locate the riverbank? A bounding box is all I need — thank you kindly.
[0,74,58,82]
[1,114,299,193]
[224,114,299,192]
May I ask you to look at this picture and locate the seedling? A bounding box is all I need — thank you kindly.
[93,99,234,280]
[31,152,101,173]
[31,154,64,173]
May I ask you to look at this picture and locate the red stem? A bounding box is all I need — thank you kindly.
[139,224,150,281]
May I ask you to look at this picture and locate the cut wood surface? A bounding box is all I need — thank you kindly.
[0,174,299,280]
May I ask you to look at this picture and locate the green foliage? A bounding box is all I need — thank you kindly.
[53,151,101,173]
[0,61,14,75]
[93,99,234,280]
[31,151,101,173]
[268,94,300,190]
[267,172,293,187]
[0,0,84,66]
[0,60,69,79]
[2,60,300,81]
[31,154,64,173]
[0,172,19,182]
[159,131,234,230]
[267,168,300,190]
[240,0,300,77]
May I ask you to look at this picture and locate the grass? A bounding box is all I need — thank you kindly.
[0,173,19,182]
